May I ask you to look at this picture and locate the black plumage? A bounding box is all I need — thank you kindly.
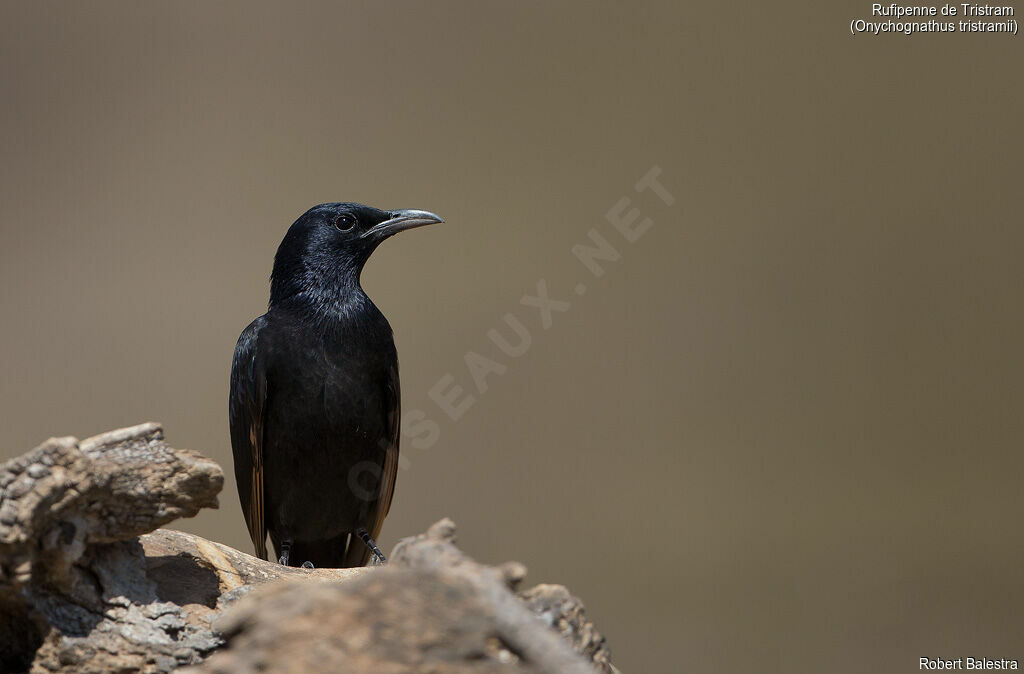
[229,203,442,568]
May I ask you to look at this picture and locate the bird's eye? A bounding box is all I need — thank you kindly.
[334,214,356,232]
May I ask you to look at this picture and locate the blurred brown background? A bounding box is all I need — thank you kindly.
[2,2,1022,672]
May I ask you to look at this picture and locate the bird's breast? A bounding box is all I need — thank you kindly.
[259,318,398,538]
[262,312,396,445]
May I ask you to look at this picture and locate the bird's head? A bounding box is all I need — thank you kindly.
[270,202,443,306]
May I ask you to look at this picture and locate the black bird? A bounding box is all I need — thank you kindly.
[229,203,443,568]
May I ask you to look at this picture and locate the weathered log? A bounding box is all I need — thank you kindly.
[190,520,612,674]
[1,423,226,672]
[0,423,222,593]
[390,519,613,674]
[0,424,616,673]
[520,584,617,674]
[140,528,366,599]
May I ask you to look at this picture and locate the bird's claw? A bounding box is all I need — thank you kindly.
[356,528,387,566]
[278,539,292,566]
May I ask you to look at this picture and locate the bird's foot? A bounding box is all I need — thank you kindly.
[301,560,314,569]
[356,528,387,565]
[278,539,292,566]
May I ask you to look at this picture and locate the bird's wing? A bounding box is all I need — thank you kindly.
[344,359,400,567]
[374,359,401,531]
[229,315,269,560]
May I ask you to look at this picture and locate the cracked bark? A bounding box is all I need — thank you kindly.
[0,423,616,673]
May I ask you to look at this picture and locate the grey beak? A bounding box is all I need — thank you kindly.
[366,209,444,239]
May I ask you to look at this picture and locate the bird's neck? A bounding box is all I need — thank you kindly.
[272,279,362,319]
[270,275,389,335]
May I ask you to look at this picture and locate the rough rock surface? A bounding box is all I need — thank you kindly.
[0,424,616,673]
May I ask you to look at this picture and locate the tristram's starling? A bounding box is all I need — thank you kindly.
[229,203,443,568]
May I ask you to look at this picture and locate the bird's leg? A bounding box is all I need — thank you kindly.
[278,538,292,566]
[356,528,387,565]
